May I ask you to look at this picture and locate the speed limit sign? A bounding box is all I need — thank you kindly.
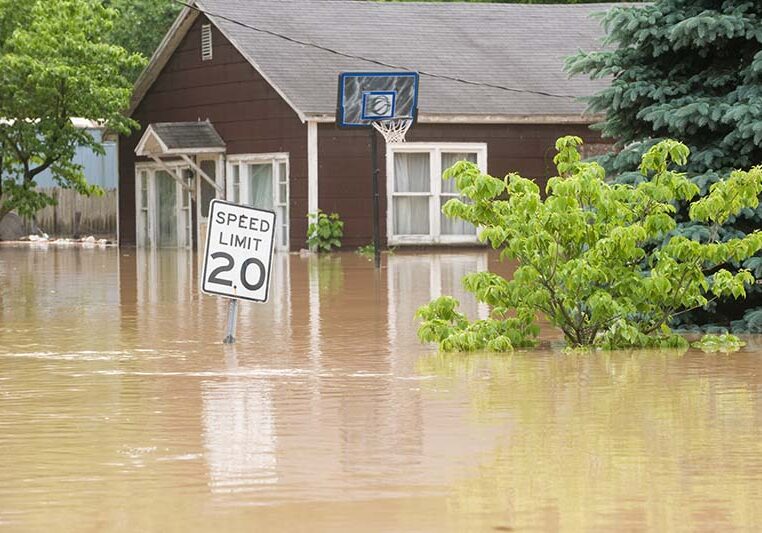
[201,199,276,303]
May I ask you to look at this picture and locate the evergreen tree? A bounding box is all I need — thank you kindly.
[567,0,762,332]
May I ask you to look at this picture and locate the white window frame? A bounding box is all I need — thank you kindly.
[225,153,290,252]
[134,161,193,249]
[386,142,488,246]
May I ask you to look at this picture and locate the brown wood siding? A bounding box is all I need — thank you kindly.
[318,122,607,248]
[119,15,307,248]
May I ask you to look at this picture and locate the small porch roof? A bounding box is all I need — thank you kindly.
[135,121,226,156]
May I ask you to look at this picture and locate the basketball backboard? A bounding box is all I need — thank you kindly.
[337,72,419,128]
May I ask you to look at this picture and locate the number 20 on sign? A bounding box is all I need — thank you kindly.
[201,200,276,342]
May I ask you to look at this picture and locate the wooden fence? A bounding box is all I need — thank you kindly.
[33,187,117,238]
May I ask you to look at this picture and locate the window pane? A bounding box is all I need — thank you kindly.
[278,162,287,183]
[155,171,177,247]
[232,164,240,203]
[140,171,148,208]
[394,153,430,193]
[200,180,216,218]
[248,164,274,210]
[441,211,477,235]
[278,183,287,205]
[393,197,429,235]
[140,211,149,246]
[442,152,477,194]
[200,160,216,180]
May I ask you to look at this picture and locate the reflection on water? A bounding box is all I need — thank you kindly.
[203,350,278,492]
[1,245,762,531]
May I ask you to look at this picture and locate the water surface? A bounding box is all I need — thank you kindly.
[1,245,761,531]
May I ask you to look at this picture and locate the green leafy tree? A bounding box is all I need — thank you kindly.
[104,0,181,81]
[417,137,762,352]
[566,0,762,331]
[0,0,144,224]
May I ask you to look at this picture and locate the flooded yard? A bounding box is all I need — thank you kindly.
[1,245,762,532]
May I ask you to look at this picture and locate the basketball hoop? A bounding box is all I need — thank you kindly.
[372,118,412,143]
[336,71,420,268]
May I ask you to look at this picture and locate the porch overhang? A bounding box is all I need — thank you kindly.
[135,121,226,157]
[135,121,226,195]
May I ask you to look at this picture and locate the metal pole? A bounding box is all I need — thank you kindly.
[223,299,239,344]
[369,127,381,269]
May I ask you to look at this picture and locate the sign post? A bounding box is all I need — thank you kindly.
[201,199,276,344]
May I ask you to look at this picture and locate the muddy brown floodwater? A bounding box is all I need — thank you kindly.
[1,245,762,532]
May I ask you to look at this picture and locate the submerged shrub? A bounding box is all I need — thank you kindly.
[306,210,343,252]
[417,137,762,351]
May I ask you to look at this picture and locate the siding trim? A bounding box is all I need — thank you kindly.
[307,121,318,216]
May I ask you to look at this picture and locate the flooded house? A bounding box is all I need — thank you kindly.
[118,0,612,251]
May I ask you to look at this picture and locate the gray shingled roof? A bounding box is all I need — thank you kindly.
[152,122,225,150]
[197,0,616,120]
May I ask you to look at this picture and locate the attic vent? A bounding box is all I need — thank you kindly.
[201,24,213,61]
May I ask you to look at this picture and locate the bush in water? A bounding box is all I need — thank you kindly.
[417,137,762,351]
[306,210,343,252]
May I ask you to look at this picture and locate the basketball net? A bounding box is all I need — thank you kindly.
[372,118,412,143]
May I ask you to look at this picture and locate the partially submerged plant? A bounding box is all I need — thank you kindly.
[356,243,394,260]
[417,137,762,352]
[306,210,343,252]
[691,333,746,354]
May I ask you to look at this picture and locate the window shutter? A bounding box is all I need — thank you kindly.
[201,24,213,61]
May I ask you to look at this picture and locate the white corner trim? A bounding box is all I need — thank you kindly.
[307,121,319,216]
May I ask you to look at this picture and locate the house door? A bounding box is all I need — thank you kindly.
[135,164,193,248]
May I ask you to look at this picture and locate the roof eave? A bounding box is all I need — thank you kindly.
[305,112,604,125]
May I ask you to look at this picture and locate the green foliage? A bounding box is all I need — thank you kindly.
[417,138,762,351]
[566,0,762,331]
[416,296,539,352]
[0,0,144,223]
[306,210,344,252]
[356,243,395,260]
[691,333,746,353]
[103,0,181,81]
[357,243,376,259]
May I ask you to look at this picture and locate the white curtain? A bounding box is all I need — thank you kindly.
[249,164,273,210]
[440,152,477,236]
[393,153,430,235]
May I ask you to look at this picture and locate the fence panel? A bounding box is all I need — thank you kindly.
[34,187,117,238]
